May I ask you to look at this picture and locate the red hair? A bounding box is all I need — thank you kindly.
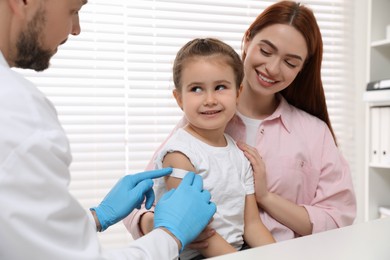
[242,1,337,145]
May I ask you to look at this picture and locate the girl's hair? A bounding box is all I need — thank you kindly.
[173,38,244,93]
[242,1,337,144]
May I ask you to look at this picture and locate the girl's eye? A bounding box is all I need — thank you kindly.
[190,86,202,93]
[215,85,226,91]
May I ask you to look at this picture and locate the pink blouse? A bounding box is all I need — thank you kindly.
[123,96,356,241]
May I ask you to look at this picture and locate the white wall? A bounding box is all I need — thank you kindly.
[353,0,370,224]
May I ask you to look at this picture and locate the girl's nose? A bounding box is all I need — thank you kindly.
[204,92,217,106]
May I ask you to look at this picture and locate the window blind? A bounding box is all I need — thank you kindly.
[18,0,356,250]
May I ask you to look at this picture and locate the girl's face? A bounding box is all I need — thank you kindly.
[174,57,238,133]
[243,24,308,96]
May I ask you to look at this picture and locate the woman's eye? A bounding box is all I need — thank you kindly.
[285,60,298,68]
[260,48,271,56]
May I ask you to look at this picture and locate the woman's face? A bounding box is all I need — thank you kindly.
[243,24,308,96]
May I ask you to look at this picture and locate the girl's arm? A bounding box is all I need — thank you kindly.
[237,141,313,237]
[163,152,237,257]
[123,117,187,238]
[243,194,275,247]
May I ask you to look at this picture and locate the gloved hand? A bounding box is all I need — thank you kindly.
[154,172,216,252]
[91,168,172,231]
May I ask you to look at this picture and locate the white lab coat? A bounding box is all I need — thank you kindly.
[0,52,178,260]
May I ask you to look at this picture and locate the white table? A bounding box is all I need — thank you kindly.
[209,217,390,260]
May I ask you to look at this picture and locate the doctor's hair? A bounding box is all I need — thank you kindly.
[242,1,337,145]
[173,38,244,93]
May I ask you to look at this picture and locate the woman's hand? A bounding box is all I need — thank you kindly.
[238,141,312,236]
[237,141,269,205]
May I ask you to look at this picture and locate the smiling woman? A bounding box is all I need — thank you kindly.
[242,24,308,94]
[17,0,357,249]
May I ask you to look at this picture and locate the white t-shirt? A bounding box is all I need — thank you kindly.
[154,128,254,259]
[236,110,262,146]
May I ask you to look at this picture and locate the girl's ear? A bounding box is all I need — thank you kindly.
[238,84,243,97]
[236,84,242,105]
[172,89,183,110]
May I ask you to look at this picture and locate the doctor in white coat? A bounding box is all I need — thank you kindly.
[0,0,216,259]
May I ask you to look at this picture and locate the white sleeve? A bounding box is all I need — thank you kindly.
[0,70,105,259]
[103,229,179,260]
[0,130,179,260]
[0,68,179,260]
[0,128,106,260]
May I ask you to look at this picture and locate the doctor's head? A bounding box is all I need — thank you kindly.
[1,0,87,71]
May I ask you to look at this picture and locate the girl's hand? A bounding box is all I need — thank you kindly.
[237,141,269,204]
[187,225,216,250]
[140,211,154,235]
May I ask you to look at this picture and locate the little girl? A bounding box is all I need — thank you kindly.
[152,38,275,259]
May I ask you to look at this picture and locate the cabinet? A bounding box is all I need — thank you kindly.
[363,0,390,221]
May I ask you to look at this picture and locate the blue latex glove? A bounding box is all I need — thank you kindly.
[154,172,216,252]
[91,168,172,231]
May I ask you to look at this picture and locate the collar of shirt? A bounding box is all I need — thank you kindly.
[268,94,292,133]
[230,94,293,134]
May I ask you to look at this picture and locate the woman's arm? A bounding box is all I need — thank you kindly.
[243,194,275,247]
[238,141,313,237]
[257,192,312,236]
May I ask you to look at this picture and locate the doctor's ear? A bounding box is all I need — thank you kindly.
[9,0,30,17]
[172,89,183,110]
